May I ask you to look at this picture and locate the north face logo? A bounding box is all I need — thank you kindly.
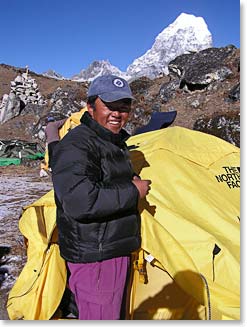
[215,166,240,189]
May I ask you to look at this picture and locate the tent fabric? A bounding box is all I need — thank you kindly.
[0,153,44,167]
[0,158,21,166]
[127,127,240,320]
[6,190,67,320]
[8,125,240,320]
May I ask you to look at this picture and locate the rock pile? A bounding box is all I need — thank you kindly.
[0,68,46,124]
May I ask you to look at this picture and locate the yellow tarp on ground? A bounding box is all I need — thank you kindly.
[7,124,240,320]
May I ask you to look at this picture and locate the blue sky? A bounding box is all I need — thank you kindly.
[0,0,241,78]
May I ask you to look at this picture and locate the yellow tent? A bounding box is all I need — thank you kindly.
[127,127,240,320]
[7,119,240,320]
[6,190,67,320]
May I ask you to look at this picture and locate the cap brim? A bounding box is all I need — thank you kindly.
[98,91,135,102]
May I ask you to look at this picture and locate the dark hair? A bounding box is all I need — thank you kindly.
[87,96,132,111]
[87,95,98,110]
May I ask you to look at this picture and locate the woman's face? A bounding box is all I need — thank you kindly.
[88,97,131,134]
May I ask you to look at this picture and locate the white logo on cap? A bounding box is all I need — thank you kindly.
[113,78,124,88]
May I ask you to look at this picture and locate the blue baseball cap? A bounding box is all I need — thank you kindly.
[87,74,134,102]
[47,116,55,122]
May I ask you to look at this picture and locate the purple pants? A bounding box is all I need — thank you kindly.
[67,256,130,320]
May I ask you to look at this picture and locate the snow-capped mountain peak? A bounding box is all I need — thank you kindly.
[126,13,213,79]
[71,60,130,82]
[162,13,212,45]
[42,69,65,80]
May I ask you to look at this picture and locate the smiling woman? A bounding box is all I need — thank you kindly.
[86,75,134,134]
[88,97,131,134]
[49,74,151,320]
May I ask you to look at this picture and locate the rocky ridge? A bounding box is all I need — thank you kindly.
[0,45,240,148]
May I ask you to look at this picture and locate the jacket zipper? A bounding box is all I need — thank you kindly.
[99,242,103,253]
[97,244,103,290]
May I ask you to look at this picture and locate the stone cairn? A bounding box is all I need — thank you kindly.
[0,66,46,124]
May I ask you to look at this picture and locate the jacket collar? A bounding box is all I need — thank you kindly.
[80,111,130,146]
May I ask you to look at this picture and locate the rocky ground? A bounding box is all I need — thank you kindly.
[0,164,53,320]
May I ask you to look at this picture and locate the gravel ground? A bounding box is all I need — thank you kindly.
[0,164,53,320]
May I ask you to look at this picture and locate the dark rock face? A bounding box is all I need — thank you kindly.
[168,45,236,90]
[193,111,240,147]
[0,246,10,287]
[48,87,84,117]
[159,79,181,103]
[228,83,240,102]
[129,77,154,96]
[20,103,46,116]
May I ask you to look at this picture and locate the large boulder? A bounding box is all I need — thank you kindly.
[168,45,236,91]
[0,93,22,124]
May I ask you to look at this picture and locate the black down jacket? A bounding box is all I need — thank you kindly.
[51,111,141,263]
